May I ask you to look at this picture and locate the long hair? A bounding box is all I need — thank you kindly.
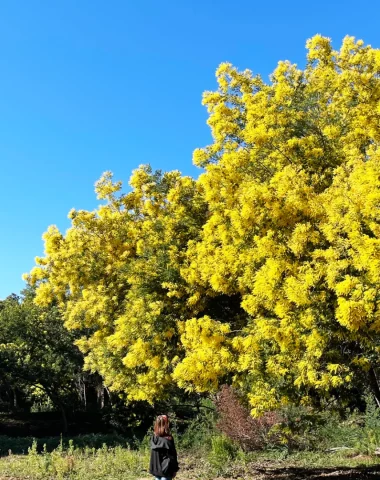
[154,414,171,438]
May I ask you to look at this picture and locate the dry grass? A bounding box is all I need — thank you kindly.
[2,448,380,480]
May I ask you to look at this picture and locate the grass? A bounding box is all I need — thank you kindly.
[0,434,134,457]
[1,436,380,480]
[1,442,150,480]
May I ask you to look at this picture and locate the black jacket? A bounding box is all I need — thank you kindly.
[149,434,179,477]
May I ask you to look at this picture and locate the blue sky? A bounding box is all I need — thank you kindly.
[1,0,380,299]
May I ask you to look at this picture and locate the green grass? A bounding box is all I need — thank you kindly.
[1,441,150,480]
[0,434,132,456]
[1,437,380,480]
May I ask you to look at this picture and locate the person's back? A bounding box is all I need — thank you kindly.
[149,415,179,480]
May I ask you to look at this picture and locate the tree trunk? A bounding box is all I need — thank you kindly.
[369,367,380,407]
[105,386,112,406]
[59,403,68,434]
[83,382,87,410]
[12,388,18,409]
[97,385,105,409]
[42,385,68,434]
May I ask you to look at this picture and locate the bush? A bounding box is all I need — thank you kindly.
[176,399,217,450]
[353,391,380,454]
[271,393,380,453]
[271,405,332,451]
[215,385,280,451]
[207,434,239,476]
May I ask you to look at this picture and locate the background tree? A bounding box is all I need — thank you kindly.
[0,289,84,431]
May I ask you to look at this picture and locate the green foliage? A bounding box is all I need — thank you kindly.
[207,434,239,476]
[0,433,129,456]
[363,390,380,430]
[0,290,84,421]
[2,439,149,480]
[271,405,330,451]
[354,392,380,454]
[176,403,217,450]
[270,394,380,455]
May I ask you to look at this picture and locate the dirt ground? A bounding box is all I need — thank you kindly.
[2,469,380,480]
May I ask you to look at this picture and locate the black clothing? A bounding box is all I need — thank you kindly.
[149,434,179,478]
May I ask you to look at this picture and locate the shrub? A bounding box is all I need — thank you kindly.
[272,405,331,451]
[353,391,380,454]
[177,400,217,450]
[215,385,281,451]
[207,434,238,475]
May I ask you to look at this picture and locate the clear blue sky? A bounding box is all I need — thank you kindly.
[1,0,379,299]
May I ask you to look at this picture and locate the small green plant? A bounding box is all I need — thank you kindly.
[1,438,150,480]
[177,401,217,450]
[207,434,239,475]
[363,390,380,430]
[271,404,327,451]
[0,432,129,455]
[355,391,380,454]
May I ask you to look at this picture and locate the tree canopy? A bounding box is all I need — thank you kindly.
[0,290,84,430]
[25,35,380,414]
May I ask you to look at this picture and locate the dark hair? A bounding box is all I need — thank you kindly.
[154,414,171,438]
